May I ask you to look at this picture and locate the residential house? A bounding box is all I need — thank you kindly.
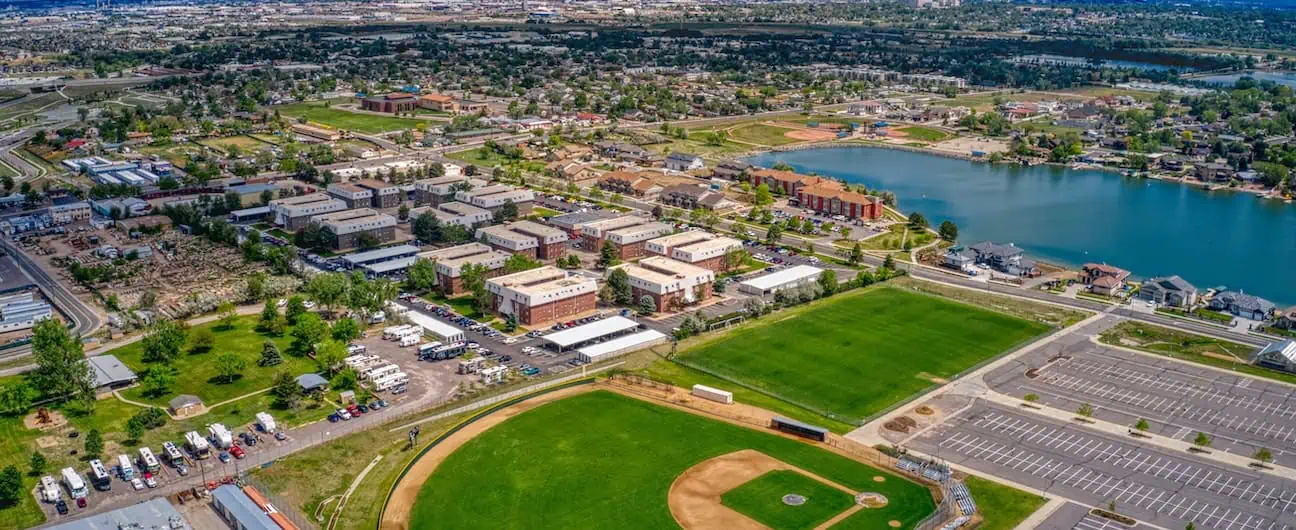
[598,171,662,199]
[967,241,1039,277]
[1140,275,1199,308]
[1275,308,1296,330]
[1194,162,1236,182]
[712,160,751,181]
[659,184,733,210]
[664,152,705,172]
[1209,291,1278,321]
[1081,263,1131,296]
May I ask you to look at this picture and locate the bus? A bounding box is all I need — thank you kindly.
[138,447,160,473]
[61,467,87,499]
[88,460,111,491]
[117,454,134,480]
[162,441,185,467]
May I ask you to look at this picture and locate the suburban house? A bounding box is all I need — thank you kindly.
[1209,291,1278,321]
[1081,263,1131,296]
[1139,275,1199,308]
[1252,339,1296,373]
[598,171,664,199]
[659,184,733,210]
[1276,307,1296,330]
[967,241,1039,277]
[943,246,977,273]
[1194,162,1236,182]
[664,152,705,172]
[712,160,751,181]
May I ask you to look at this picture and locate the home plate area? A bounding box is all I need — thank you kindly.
[668,450,891,529]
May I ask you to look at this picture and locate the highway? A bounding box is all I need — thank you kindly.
[0,237,102,361]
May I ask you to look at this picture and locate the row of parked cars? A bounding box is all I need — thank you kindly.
[547,314,605,332]
[422,302,508,339]
[328,399,388,423]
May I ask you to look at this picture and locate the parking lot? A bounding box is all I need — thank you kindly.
[983,318,1296,468]
[1034,502,1159,530]
[910,403,1296,530]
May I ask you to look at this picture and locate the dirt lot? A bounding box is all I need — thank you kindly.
[351,333,471,404]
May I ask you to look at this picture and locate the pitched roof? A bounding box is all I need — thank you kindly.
[1147,275,1196,293]
[1254,340,1296,364]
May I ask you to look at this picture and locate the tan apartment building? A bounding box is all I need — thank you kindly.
[421,243,511,295]
[269,193,347,230]
[486,266,598,326]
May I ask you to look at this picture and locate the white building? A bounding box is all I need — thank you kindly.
[738,265,824,296]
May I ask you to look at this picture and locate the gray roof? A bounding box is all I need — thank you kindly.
[42,497,189,530]
[1214,291,1277,314]
[211,485,278,530]
[968,241,1023,259]
[1147,275,1197,293]
[666,151,701,163]
[341,244,421,266]
[87,355,137,388]
[169,394,203,409]
[1254,340,1296,364]
[297,373,329,390]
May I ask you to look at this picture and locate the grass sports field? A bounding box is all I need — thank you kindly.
[273,102,435,134]
[722,470,855,529]
[408,390,936,529]
[678,287,1052,421]
[729,123,807,146]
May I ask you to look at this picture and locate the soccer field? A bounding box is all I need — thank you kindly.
[678,287,1052,422]
[409,391,936,530]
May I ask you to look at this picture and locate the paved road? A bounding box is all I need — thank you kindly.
[0,238,102,360]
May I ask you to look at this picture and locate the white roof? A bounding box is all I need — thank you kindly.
[739,265,824,291]
[364,256,418,275]
[578,329,666,361]
[543,316,639,348]
[406,311,464,340]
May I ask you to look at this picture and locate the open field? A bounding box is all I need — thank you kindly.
[443,146,509,168]
[728,123,810,146]
[273,102,434,134]
[1097,321,1290,383]
[721,470,855,530]
[408,390,936,529]
[198,135,273,154]
[677,287,1052,421]
[963,475,1046,530]
[115,315,319,407]
[891,276,1089,328]
[894,126,951,143]
[858,224,935,251]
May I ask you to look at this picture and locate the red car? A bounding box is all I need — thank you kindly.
[346,404,362,416]
[229,444,245,459]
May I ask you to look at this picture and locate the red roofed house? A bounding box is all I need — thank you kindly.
[1081,263,1131,296]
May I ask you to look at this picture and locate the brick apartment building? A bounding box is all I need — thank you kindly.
[749,168,833,195]
[325,183,373,209]
[361,93,418,113]
[312,208,397,250]
[795,183,884,220]
[409,201,492,229]
[455,184,536,215]
[664,233,743,273]
[475,221,569,259]
[269,193,347,230]
[355,179,403,209]
[486,266,598,326]
[621,256,715,313]
[576,215,671,259]
[414,175,479,206]
[421,243,511,296]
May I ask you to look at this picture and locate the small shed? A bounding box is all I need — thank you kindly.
[168,394,205,418]
[296,373,329,393]
[339,390,356,405]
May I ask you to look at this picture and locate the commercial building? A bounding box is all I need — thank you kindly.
[87,354,137,394]
[620,256,715,312]
[476,220,569,259]
[653,231,743,272]
[291,123,341,142]
[269,193,347,230]
[738,265,824,296]
[455,184,535,215]
[211,484,278,530]
[326,183,374,209]
[361,92,418,113]
[312,209,397,250]
[486,266,598,326]
[414,175,482,206]
[43,497,190,530]
[422,243,511,295]
[795,183,884,220]
[49,201,91,224]
[576,329,667,363]
[407,310,467,343]
[409,201,492,229]
[355,179,403,209]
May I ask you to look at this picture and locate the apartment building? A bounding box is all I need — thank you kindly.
[621,256,715,312]
[414,175,480,206]
[409,201,492,229]
[486,266,598,326]
[355,179,403,209]
[313,208,397,250]
[269,193,347,230]
[475,220,568,259]
[667,233,744,273]
[326,183,373,209]
[455,184,535,215]
[421,243,511,295]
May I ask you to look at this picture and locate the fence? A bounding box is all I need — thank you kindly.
[240,473,318,530]
[669,357,862,426]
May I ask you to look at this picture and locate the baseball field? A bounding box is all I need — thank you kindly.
[401,390,936,530]
[676,287,1052,422]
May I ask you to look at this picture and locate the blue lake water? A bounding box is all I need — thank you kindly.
[1194,71,1296,88]
[746,147,1296,305]
[1013,54,1194,72]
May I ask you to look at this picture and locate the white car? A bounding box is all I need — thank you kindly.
[143,475,157,488]
[337,408,352,420]
[303,301,317,309]
[131,478,144,491]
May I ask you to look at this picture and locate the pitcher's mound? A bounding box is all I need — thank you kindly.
[855,492,889,508]
[889,520,902,527]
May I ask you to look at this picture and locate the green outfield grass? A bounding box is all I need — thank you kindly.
[895,126,951,143]
[721,470,856,530]
[678,287,1052,421]
[963,476,1047,530]
[729,123,808,146]
[273,103,433,134]
[410,391,935,530]
[199,135,273,154]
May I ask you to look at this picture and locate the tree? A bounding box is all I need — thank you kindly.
[140,366,175,397]
[246,272,267,301]
[290,312,327,355]
[259,299,279,330]
[938,220,958,242]
[753,183,773,206]
[608,268,633,305]
[1023,393,1039,403]
[1186,523,1196,530]
[188,327,215,354]
[141,320,187,364]
[126,419,145,443]
[598,240,619,268]
[817,269,837,296]
[271,371,304,410]
[848,242,864,266]
[764,223,783,246]
[259,340,284,366]
[638,295,657,315]
[503,313,519,333]
[0,465,20,507]
[285,295,307,324]
[1077,403,1094,418]
[504,253,542,273]
[0,382,32,415]
[1193,432,1212,448]
[1254,447,1273,464]
[406,258,438,293]
[30,320,95,407]
[214,352,246,384]
[84,429,103,459]
[306,273,349,318]
[332,317,361,343]
[315,340,347,375]
[474,286,494,318]
[29,452,46,476]
[1135,419,1150,431]
[908,212,928,228]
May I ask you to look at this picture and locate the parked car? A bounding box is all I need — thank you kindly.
[143,473,157,488]
[230,445,245,459]
[328,413,340,423]
[375,399,388,408]
[391,386,408,395]
[55,500,68,514]
[76,498,86,509]
[176,464,188,476]
[274,431,287,441]
[131,478,144,491]
[356,404,369,414]
[337,409,351,420]
[219,452,231,463]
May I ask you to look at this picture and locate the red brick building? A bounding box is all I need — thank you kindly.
[795,184,884,220]
[361,93,418,114]
[749,168,833,195]
[487,267,599,326]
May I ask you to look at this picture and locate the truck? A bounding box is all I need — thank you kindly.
[207,423,233,449]
[256,412,277,433]
[39,475,60,503]
[117,454,135,480]
[399,334,420,347]
[184,431,211,459]
[61,467,87,500]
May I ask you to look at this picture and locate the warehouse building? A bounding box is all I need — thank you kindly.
[414,175,483,206]
[455,184,535,215]
[738,265,824,296]
[50,201,91,224]
[407,310,467,343]
[326,182,374,209]
[313,209,397,250]
[476,220,569,259]
[270,193,347,230]
[43,497,191,530]
[422,243,511,295]
[620,256,715,312]
[486,266,598,326]
[668,234,743,273]
[355,179,403,209]
[409,201,492,229]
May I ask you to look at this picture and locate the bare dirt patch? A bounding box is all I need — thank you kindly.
[889,520,902,527]
[1202,351,1247,363]
[25,409,67,430]
[786,129,838,142]
[914,406,935,416]
[873,476,886,483]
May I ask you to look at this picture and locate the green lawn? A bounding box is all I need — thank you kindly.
[678,287,1052,422]
[721,470,856,530]
[1098,321,1290,382]
[895,126,951,143]
[729,123,808,146]
[963,476,1046,530]
[273,103,434,134]
[410,391,935,529]
[444,147,512,168]
[199,135,273,154]
[115,315,320,407]
[858,224,936,251]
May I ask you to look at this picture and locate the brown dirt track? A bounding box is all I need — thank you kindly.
[379,385,596,530]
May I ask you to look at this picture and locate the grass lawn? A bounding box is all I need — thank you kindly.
[528,206,561,219]
[963,476,1046,530]
[721,470,855,530]
[411,391,935,529]
[199,135,273,154]
[427,294,490,321]
[678,287,1052,422]
[116,315,320,407]
[896,126,951,143]
[891,277,1088,328]
[858,224,935,251]
[273,103,434,134]
[1097,321,1293,383]
[251,133,286,145]
[444,147,512,168]
[729,123,808,146]
[649,135,753,159]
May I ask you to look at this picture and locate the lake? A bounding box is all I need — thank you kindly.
[1012,54,1194,72]
[746,147,1296,305]
[1194,70,1296,88]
